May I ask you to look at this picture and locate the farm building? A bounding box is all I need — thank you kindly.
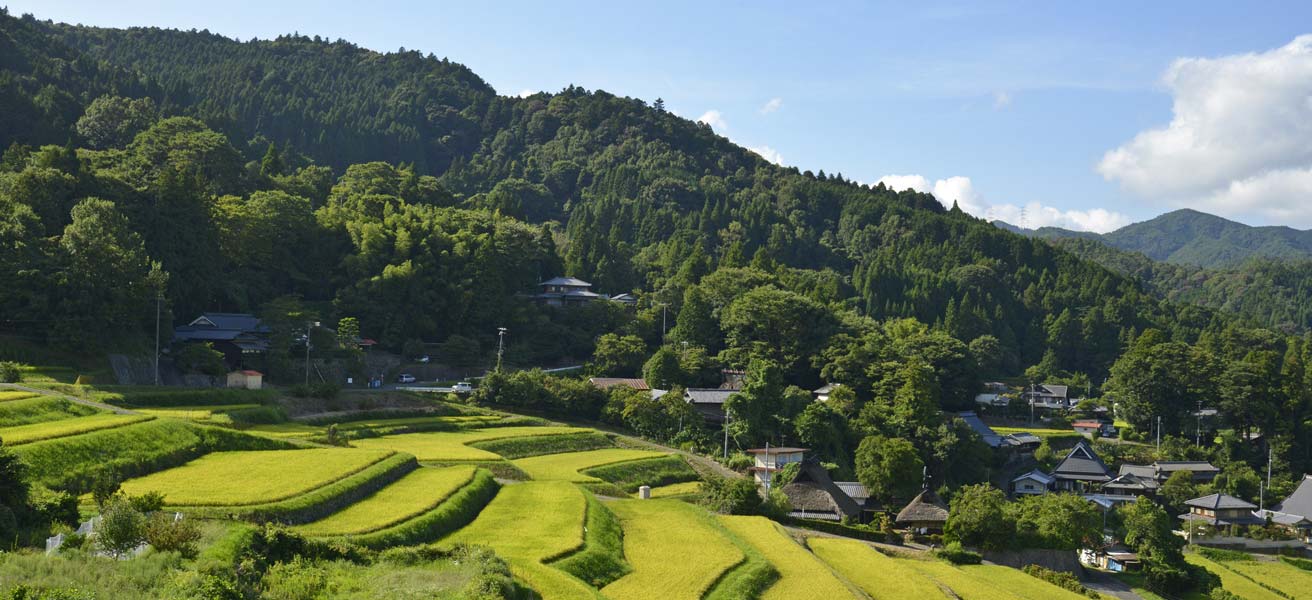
[608,293,638,306]
[533,277,601,306]
[1180,493,1263,536]
[1023,384,1071,410]
[1072,420,1109,437]
[779,460,864,522]
[895,487,949,534]
[811,383,841,402]
[1260,474,1312,541]
[1050,439,1112,492]
[1003,431,1042,451]
[1011,469,1054,496]
[173,312,271,368]
[225,370,263,390]
[1106,461,1220,498]
[684,388,735,422]
[588,378,650,391]
[746,446,806,486]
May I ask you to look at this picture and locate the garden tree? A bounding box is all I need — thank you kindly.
[669,286,719,351]
[676,344,721,388]
[642,345,683,389]
[52,198,165,349]
[887,359,942,436]
[854,435,924,504]
[968,334,1004,376]
[1120,497,1192,593]
[74,95,157,149]
[590,333,647,377]
[1212,460,1262,502]
[699,474,763,515]
[824,384,857,417]
[1007,494,1102,550]
[944,484,1014,551]
[1157,470,1198,511]
[793,402,849,465]
[1218,351,1281,442]
[1034,439,1056,470]
[929,419,992,488]
[611,385,694,441]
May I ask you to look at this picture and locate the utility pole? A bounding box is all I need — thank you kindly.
[496,327,508,372]
[1267,445,1273,497]
[153,292,162,386]
[657,302,669,344]
[304,321,319,386]
[1155,415,1161,452]
[1195,400,1202,447]
[763,441,771,496]
[722,410,731,459]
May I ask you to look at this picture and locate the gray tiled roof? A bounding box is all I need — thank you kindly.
[540,276,592,287]
[1185,493,1257,510]
[1052,440,1111,481]
[956,411,1003,448]
[1273,474,1312,518]
[685,389,736,404]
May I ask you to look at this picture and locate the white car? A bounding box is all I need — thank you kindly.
[397,373,417,384]
[452,382,473,394]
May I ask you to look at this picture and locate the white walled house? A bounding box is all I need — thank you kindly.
[746,447,807,486]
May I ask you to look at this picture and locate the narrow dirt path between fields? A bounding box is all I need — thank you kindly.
[0,382,138,415]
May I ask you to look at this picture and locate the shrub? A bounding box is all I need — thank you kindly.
[145,513,202,558]
[699,475,762,515]
[174,343,228,377]
[934,541,981,565]
[0,362,22,383]
[226,405,287,425]
[1022,564,1099,598]
[129,491,166,514]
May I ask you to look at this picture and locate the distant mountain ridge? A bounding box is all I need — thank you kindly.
[998,209,1312,268]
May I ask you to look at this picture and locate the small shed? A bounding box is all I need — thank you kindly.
[226,370,263,390]
[895,488,950,534]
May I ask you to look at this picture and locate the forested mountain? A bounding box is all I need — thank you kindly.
[1013,209,1312,268]
[1050,238,1312,334]
[0,9,1235,387]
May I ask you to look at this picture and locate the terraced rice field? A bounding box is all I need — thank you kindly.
[351,426,593,461]
[0,413,153,445]
[1219,558,1312,599]
[718,515,858,600]
[118,448,395,506]
[0,395,98,427]
[645,481,701,498]
[809,538,949,599]
[512,448,668,482]
[959,565,1091,600]
[1186,555,1295,600]
[601,499,744,600]
[294,465,478,536]
[442,481,596,599]
[0,391,38,402]
[335,415,503,430]
[903,558,1037,600]
[135,404,260,420]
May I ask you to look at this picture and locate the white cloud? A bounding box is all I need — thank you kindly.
[697,110,728,131]
[759,97,783,115]
[876,174,1131,233]
[517,89,536,98]
[1098,35,1312,226]
[992,91,1011,109]
[748,145,784,165]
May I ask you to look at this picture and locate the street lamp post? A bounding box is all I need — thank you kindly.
[496,327,508,372]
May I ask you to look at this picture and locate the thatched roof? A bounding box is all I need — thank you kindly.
[896,488,949,524]
[780,461,862,519]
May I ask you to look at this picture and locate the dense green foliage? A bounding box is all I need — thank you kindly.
[579,455,699,492]
[468,431,614,459]
[945,485,1101,552]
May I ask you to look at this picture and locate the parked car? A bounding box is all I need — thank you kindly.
[452,381,473,394]
[397,373,417,384]
[417,355,430,363]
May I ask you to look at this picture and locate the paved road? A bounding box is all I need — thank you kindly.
[1081,569,1144,600]
[0,382,138,415]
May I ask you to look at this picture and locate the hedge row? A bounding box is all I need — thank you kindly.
[581,455,699,493]
[469,432,615,459]
[299,406,465,425]
[548,491,632,588]
[421,460,530,480]
[183,452,418,524]
[12,419,294,493]
[334,468,500,549]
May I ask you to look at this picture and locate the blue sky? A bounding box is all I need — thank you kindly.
[18,1,1312,231]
